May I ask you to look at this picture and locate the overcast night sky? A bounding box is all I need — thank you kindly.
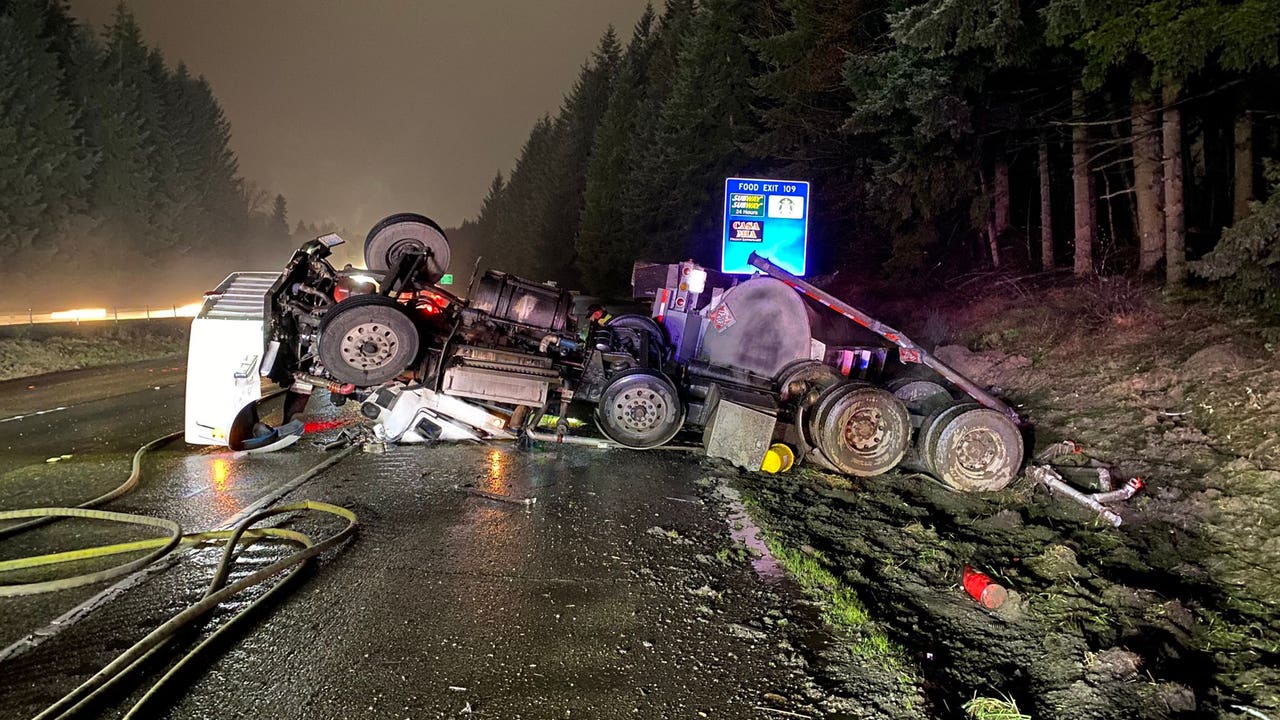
[67,0,651,236]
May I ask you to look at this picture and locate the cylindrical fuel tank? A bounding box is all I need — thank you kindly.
[470,271,574,332]
[697,276,812,379]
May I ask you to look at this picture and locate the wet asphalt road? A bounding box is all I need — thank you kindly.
[0,362,813,719]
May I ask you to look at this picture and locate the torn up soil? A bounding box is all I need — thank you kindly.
[734,279,1280,719]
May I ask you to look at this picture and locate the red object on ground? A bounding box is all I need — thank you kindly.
[962,565,1008,609]
[302,418,356,434]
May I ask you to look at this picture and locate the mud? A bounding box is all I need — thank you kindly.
[733,284,1280,719]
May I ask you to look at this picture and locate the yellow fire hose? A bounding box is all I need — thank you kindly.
[0,431,184,540]
[0,428,358,720]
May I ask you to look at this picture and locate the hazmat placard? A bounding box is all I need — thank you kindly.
[722,178,809,275]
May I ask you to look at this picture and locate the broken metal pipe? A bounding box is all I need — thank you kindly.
[1090,477,1144,504]
[1027,465,1123,527]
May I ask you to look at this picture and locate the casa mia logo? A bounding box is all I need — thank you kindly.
[768,195,804,219]
[730,220,763,242]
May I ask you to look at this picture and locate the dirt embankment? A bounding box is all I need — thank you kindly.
[737,280,1280,719]
[0,320,187,381]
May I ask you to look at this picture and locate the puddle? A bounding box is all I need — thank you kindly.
[716,481,785,582]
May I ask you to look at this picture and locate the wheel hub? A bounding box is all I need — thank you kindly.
[339,322,400,371]
[615,390,664,432]
[955,428,1000,471]
[843,408,886,452]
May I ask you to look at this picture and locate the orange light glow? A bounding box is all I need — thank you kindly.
[174,302,204,317]
[50,307,107,321]
[478,449,506,493]
[212,458,230,492]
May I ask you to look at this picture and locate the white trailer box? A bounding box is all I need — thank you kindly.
[184,272,280,445]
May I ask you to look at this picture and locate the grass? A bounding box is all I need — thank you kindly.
[760,534,909,664]
[765,541,871,631]
[0,325,185,381]
[962,695,1031,720]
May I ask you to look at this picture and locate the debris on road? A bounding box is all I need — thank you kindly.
[1028,464,1125,526]
[450,482,536,506]
[961,565,1008,609]
[1026,439,1146,526]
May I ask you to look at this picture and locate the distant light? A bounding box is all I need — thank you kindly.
[175,302,203,317]
[348,274,377,285]
[51,308,107,321]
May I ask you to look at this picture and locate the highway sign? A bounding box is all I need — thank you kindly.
[722,177,809,275]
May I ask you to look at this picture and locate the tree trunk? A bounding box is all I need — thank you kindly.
[1038,140,1053,269]
[987,218,1000,269]
[1071,86,1094,277]
[1234,113,1254,222]
[1162,85,1186,285]
[1133,96,1164,274]
[994,156,1011,239]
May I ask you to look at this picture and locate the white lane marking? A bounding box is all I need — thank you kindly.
[0,380,184,425]
[0,406,69,424]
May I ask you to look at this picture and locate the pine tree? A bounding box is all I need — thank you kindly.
[84,4,157,236]
[1045,0,1280,284]
[638,0,761,264]
[270,193,289,242]
[482,115,559,276]
[0,4,89,252]
[538,26,621,285]
[615,0,698,251]
[843,0,1071,274]
[475,29,622,286]
[576,6,656,294]
[752,0,885,270]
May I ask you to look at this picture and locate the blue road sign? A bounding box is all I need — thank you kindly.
[721,177,810,275]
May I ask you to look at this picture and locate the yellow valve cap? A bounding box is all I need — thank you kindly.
[761,444,796,474]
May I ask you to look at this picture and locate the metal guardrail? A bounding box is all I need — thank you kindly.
[0,304,204,327]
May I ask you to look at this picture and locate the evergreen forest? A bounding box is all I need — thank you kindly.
[453,0,1280,316]
[2,0,1278,314]
[0,0,322,306]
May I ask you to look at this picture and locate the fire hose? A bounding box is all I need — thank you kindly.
[0,429,358,719]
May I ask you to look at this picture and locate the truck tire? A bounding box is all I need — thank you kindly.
[885,377,953,416]
[919,403,1024,492]
[605,314,669,368]
[808,382,911,477]
[594,369,685,449]
[364,213,451,284]
[774,359,840,404]
[318,294,420,387]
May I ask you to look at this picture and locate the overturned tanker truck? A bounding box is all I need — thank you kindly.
[185,212,1025,491]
